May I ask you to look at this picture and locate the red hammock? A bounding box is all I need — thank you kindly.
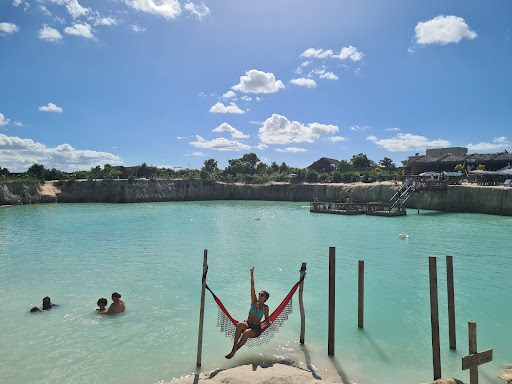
[206,280,302,348]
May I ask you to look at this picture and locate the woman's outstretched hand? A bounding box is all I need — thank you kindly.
[250,267,254,275]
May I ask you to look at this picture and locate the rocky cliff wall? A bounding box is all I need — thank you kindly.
[1,180,511,216]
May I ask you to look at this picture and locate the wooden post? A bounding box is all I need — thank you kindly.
[358,260,364,328]
[299,262,307,344]
[196,249,208,367]
[462,321,493,384]
[328,247,335,356]
[446,255,456,349]
[429,256,442,380]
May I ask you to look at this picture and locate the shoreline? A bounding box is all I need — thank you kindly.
[1,179,512,216]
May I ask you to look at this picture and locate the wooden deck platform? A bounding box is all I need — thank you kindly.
[310,201,406,217]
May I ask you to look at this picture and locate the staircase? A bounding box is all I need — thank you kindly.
[390,183,415,209]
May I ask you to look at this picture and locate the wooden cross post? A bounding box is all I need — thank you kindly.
[196,249,208,367]
[462,321,493,384]
[299,262,307,344]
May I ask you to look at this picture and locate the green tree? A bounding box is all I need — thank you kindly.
[27,163,47,179]
[202,158,218,173]
[379,157,396,169]
[226,158,245,176]
[337,160,351,172]
[91,165,102,179]
[240,153,260,174]
[331,171,342,183]
[270,161,279,173]
[45,168,65,181]
[279,162,289,174]
[256,162,268,175]
[350,153,372,169]
[0,167,10,177]
[306,170,318,183]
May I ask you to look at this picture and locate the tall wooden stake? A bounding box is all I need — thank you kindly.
[429,256,441,380]
[299,262,307,344]
[446,255,456,349]
[462,321,493,384]
[196,249,208,367]
[328,247,335,356]
[358,260,364,328]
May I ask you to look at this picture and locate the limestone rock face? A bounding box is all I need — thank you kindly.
[0,181,56,205]
[421,379,466,384]
[500,366,512,383]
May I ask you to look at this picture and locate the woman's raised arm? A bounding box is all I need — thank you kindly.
[250,267,256,304]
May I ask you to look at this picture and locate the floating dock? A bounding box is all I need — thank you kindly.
[310,201,406,217]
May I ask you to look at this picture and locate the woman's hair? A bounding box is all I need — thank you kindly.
[42,296,52,309]
[261,291,269,300]
[112,292,121,299]
[97,298,108,306]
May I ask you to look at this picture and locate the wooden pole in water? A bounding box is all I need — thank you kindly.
[299,262,307,344]
[429,256,442,380]
[328,247,335,356]
[196,249,208,367]
[358,260,364,328]
[446,255,456,349]
[468,321,478,384]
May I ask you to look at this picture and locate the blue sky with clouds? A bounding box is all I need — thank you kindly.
[1,0,511,172]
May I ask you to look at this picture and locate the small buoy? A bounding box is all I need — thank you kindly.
[399,234,410,239]
[254,218,261,221]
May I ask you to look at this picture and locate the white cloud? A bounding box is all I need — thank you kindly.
[241,95,252,101]
[249,121,263,125]
[0,114,10,127]
[209,102,245,114]
[184,2,210,20]
[39,5,52,16]
[335,46,364,61]
[300,46,363,61]
[94,16,118,26]
[319,71,338,80]
[385,128,401,131]
[212,123,249,139]
[276,147,308,153]
[258,114,339,145]
[39,103,63,112]
[300,48,334,59]
[38,25,63,42]
[64,23,94,39]
[126,0,181,20]
[415,15,477,45]
[14,121,23,127]
[190,136,251,151]
[186,151,206,156]
[290,78,317,87]
[132,25,146,32]
[63,0,89,19]
[222,90,236,99]
[231,69,285,94]
[350,125,369,131]
[0,22,20,35]
[176,136,186,140]
[12,0,22,6]
[367,133,451,152]
[467,137,510,152]
[0,134,122,172]
[328,136,346,142]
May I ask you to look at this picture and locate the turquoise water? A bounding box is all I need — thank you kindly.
[1,201,511,384]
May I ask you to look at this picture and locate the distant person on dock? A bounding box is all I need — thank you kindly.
[225,267,269,359]
[30,296,57,312]
[96,298,108,312]
[101,292,125,314]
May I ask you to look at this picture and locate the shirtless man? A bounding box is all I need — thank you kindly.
[101,292,125,314]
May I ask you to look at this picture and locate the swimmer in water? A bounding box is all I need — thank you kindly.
[30,296,57,312]
[96,298,108,311]
[225,267,269,359]
[101,292,125,314]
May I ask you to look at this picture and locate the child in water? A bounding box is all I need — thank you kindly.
[96,298,108,311]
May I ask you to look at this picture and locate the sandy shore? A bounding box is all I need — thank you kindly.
[167,362,468,384]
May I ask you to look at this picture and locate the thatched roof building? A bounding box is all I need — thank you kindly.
[407,151,512,174]
[307,157,340,174]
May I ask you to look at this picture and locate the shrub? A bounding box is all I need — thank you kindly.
[306,170,318,183]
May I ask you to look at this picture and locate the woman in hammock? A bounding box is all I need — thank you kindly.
[225,266,269,359]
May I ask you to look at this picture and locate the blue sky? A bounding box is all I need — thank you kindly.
[1,0,511,172]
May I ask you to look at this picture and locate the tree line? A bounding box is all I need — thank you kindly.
[0,153,407,184]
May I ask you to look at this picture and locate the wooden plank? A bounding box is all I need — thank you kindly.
[196,250,208,367]
[429,256,442,380]
[446,255,456,349]
[299,262,306,345]
[328,247,335,356]
[462,349,493,370]
[358,260,364,328]
[468,320,478,384]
